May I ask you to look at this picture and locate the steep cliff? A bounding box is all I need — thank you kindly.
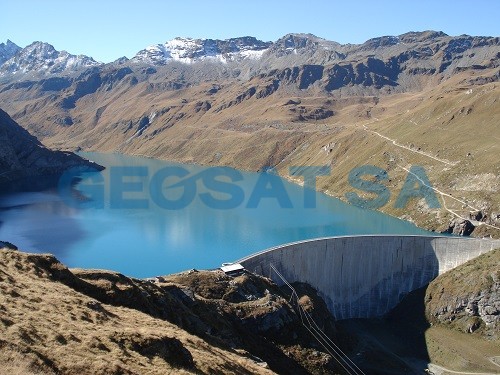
[425,248,500,339]
[0,108,103,185]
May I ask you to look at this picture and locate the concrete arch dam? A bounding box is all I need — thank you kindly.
[238,235,500,320]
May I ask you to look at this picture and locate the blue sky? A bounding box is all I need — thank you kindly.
[2,0,499,63]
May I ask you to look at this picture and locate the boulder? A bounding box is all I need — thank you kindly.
[442,219,475,236]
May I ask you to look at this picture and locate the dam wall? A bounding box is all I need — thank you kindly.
[238,235,500,320]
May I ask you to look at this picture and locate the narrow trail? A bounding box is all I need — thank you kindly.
[362,118,458,166]
[489,357,500,369]
[398,165,500,232]
[362,118,500,233]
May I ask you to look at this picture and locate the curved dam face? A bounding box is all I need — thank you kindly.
[238,235,500,320]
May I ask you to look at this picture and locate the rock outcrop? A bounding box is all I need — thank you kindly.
[0,240,17,250]
[425,248,500,339]
[0,108,103,185]
[441,219,475,236]
[0,246,341,374]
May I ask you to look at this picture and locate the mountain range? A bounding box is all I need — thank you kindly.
[0,41,99,77]
[2,31,499,78]
[0,31,499,237]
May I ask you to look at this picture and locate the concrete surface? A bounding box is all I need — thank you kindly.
[238,235,500,320]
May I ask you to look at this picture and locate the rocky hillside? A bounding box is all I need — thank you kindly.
[2,242,499,374]
[0,31,498,236]
[425,248,500,339]
[0,108,103,185]
[0,245,343,375]
[335,248,500,374]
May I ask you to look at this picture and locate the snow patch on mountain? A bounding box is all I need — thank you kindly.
[132,36,271,65]
[0,41,101,77]
[0,40,21,66]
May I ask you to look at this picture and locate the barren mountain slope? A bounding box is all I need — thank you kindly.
[0,32,498,236]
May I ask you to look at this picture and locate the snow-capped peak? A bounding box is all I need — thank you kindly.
[0,41,101,77]
[0,39,21,66]
[132,36,271,65]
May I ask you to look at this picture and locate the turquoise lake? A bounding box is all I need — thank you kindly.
[0,152,431,277]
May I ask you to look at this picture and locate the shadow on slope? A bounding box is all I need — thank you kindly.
[336,248,500,374]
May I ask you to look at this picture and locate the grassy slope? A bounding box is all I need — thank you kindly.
[0,246,349,374]
[0,248,277,375]
[1,68,499,236]
[425,248,500,338]
[423,249,500,372]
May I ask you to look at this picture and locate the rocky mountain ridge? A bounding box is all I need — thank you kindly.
[2,31,498,80]
[132,36,272,64]
[0,39,21,66]
[0,41,101,77]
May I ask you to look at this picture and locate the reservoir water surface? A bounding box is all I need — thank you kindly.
[0,153,431,277]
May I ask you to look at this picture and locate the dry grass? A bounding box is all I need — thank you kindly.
[0,248,279,374]
[0,247,347,374]
[0,347,55,375]
[424,326,500,373]
[0,64,498,236]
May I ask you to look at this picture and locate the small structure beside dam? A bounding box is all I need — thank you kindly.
[239,235,500,320]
